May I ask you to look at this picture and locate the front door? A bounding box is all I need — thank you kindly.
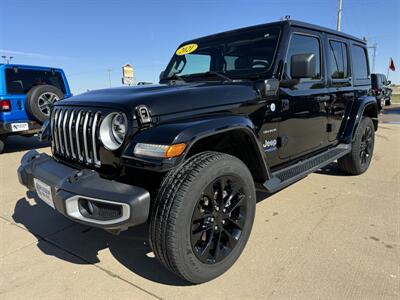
[278,31,329,160]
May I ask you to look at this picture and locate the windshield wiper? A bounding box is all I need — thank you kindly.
[188,71,233,83]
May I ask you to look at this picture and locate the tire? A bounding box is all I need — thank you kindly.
[338,117,375,175]
[377,97,384,111]
[149,151,256,284]
[0,136,5,154]
[25,85,64,123]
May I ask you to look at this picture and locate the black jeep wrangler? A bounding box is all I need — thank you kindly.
[371,73,392,109]
[18,20,378,283]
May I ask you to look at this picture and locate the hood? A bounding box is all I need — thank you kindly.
[58,82,258,117]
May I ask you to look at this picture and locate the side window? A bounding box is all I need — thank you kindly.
[329,40,349,79]
[224,56,239,71]
[286,34,321,80]
[351,45,369,80]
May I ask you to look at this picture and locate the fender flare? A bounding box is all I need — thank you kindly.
[342,95,378,144]
[122,114,271,180]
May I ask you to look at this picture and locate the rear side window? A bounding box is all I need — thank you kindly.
[286,34,321,80]
[351,45,369,80]
[5,68,66,95]
[329,40,349,79]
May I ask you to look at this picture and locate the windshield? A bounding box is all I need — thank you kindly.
[164,27,281,81]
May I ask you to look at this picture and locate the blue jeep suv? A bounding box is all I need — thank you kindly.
[0,64,71,153]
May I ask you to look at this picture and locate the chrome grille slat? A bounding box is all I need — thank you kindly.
[50,107,101,167]
[68,111,76,159]
[92,112,101,166]
[75,111,83,161]
[62,109,70,156]
[57,109,64,154]
[83,112,92,164]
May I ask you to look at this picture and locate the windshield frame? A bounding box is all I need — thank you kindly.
[161,25,282,83]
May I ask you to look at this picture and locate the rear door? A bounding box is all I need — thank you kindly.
[278,30,329,159]
[325,36,354,142]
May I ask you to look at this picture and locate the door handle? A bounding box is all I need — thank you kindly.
[315,95,330,102]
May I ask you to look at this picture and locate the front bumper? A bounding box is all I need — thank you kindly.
[17,150,151,231]
[0,120,41,136]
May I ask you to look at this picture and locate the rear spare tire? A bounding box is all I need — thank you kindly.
[149,152,256,283]
[25,85,64,123]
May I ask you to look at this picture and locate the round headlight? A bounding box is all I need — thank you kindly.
[99,112,127,151]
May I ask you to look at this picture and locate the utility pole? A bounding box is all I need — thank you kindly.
[106,69,112,88]
[1,56,13,64]
[367,44,378,73]
[337,0,343,31]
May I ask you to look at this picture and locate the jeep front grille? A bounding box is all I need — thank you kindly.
[51,107,101,167]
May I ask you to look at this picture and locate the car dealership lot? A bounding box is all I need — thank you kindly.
[1,108,399,299]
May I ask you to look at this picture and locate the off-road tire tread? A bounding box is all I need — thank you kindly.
[149,151,242,281]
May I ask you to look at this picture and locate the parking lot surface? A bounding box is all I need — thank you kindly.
[1,107,399,299]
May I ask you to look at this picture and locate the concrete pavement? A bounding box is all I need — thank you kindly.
[0,112,399,299]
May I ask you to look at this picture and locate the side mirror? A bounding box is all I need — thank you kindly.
[386,80,391,85]
[159,71,166,81]
[291,53,317,79]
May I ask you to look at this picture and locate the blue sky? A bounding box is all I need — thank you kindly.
[1,0,399,94]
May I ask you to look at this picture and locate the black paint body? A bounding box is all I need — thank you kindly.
[53,20,378,189]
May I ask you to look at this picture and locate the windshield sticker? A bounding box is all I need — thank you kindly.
[176,43,198,56]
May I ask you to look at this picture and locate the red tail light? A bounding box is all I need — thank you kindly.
[0,100,11,112]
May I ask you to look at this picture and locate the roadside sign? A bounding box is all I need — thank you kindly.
[122,64,135,85]
[122,77,135,85]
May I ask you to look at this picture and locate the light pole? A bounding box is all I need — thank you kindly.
[367,44,378,73]
[337,0,343,31]
[1,56,13,64]
[106,69,112,88]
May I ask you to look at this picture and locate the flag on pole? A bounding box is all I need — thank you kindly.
[389,57,395,71]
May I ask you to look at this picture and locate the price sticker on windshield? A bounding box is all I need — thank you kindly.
[176,43,198,56]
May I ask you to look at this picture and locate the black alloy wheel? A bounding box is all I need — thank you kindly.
[191,175,247,264]
[359,125,373,167]
[338,117,375,175]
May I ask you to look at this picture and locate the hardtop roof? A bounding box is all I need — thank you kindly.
[182,19,365,45]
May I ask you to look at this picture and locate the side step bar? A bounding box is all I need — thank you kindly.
[264,144,351,193]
